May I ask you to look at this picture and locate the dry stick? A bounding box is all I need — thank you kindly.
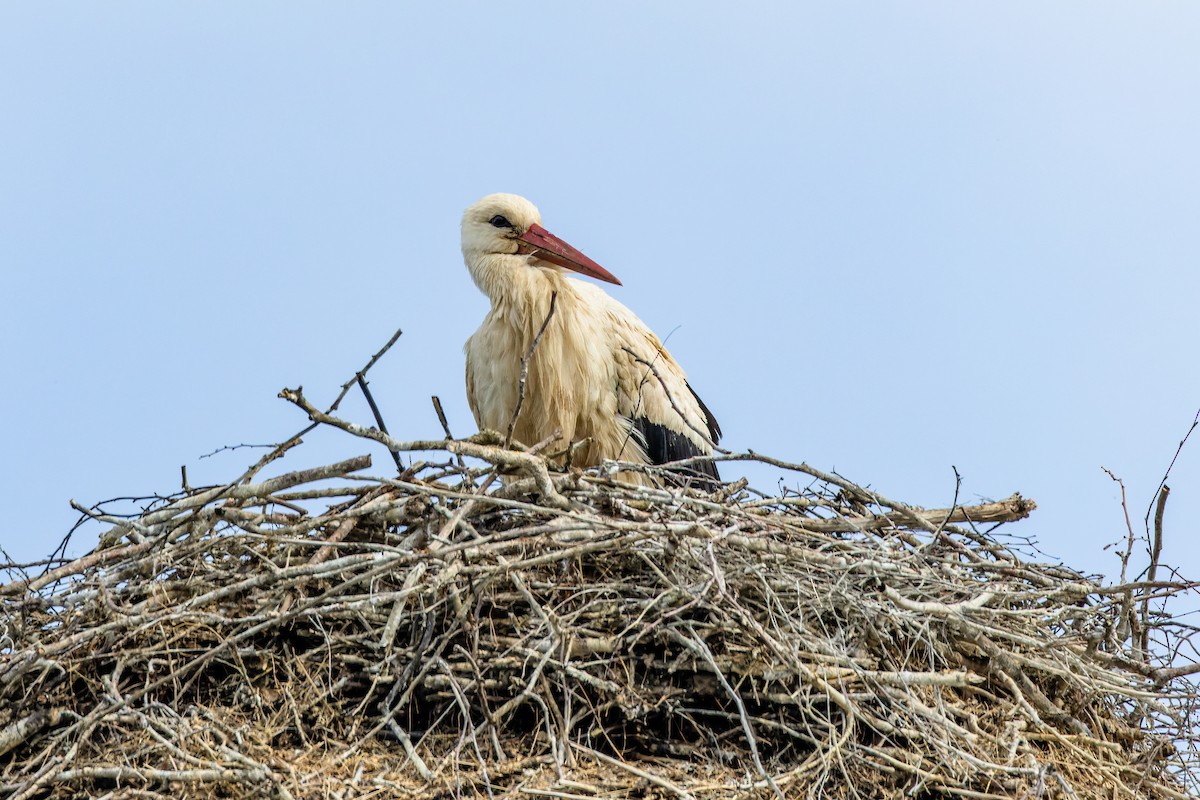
[50,492,170,579]
[621,346,725,453]
[1,540,156,598]
[6,456,367,596]
[1103,466,1143,651]
[8,753,68,800]
[569,743,696,800]
[785,494,1034,534]
[1143,407,1198,534]
[1150,485,1169,588]
[432,395,466,473]
[680,623,786,800]
[728,450,1033,561]
[929,465,963,539]
[1151,658,1200,684]
[434,656,496,799]
[56,765,269,787]
[277,514,366,614]
[1104,467,1139,586]
[1140,485,1171,659]
[431,395,453,439]
[279,389,570,508]
[506,291,557,448]
[1128,407,1196,659]
[108,328,402,550]
[239,326,404,487]
[336,327,405,412]
[69,501,152,541]
[434,428,562,543]
[1131,411,1198,659]
[139,457,372,538]
[0,709,74,758]
[199,441,281,459]
[616,339,670,463]
[356,374,404,474]
[233,431,308,487]
[9,407,1200,800]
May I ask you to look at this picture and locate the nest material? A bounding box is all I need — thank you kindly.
[1,400,1197,799]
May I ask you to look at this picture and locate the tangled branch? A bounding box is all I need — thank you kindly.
[1,399,1197,799]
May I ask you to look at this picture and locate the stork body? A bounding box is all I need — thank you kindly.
[462,194,720,485]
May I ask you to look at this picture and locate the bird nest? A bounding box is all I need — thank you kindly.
[2,388,1199,800]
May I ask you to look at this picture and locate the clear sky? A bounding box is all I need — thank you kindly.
[2,3,1197,584]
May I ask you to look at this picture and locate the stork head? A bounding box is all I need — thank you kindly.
[461,193,621,293]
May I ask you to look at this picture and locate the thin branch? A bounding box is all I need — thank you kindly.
[1141,485,1171,658]
[1103,466,1138,585]
[431,395,453,439]
[1143,407,1198,535]
[506,291,557,448]
[335,327,405,412]
[198,442,278,460]
[10,328,1199,800]
[357,375,403,474]
[621,346,726,454]
[679,624,785,800]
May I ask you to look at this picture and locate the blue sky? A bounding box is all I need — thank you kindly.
[2,3,1197,583]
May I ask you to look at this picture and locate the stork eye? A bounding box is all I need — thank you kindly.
[489,215,512,229]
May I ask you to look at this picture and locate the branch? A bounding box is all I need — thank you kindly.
[279,388,570,509]
[506,291,557,448]
[356,374,403,474]
[1143,407,1198,535]
[622,346,724,453]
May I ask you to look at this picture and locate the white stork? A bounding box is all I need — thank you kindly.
[461,193,721,486]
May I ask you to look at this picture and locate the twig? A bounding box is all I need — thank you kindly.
[335,327,404,412]
[0,709,73,757]
[1143,407,1198,535]
[241,326,405,487]
[278,389,571,509]
[621,346,725,453]
[198,443,278,460]
[570,743,696,800]
[1141,485,1170,658]
[8,392,1198,800]
[431,395,453,439]
[506,291,557,448]
[357,375,403,474]
[679,624,785,800]
[931,465,963,539]
[1103,467,1138,585]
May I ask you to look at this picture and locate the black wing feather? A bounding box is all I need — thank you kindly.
[631,412,721,490]
[688,382,721,444]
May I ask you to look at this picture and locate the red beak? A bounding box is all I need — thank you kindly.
[517,223,622,286]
